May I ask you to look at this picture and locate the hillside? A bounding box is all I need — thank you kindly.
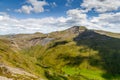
[0,26,120,80]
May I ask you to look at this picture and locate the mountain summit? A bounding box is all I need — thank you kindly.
[66,26,87,34]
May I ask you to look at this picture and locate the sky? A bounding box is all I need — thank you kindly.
[0,0,120,35]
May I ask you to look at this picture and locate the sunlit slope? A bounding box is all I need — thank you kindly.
[0,39,46,80]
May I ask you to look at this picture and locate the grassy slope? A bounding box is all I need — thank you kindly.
[0,27,120,80]
[0,39,46,80]
[37,30,120,80]
[21,33,120,80]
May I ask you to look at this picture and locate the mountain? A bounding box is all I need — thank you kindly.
[0,26,120,80]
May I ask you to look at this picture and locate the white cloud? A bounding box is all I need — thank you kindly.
[0,8,120,35]
[66,9,102,29]
[0,12,8,16]
[67,9,87,19]
[16,5,33,14]
[65,0,73,6]
[0,13,70,34]
[15,0,48,14]
[81,0,120,13]
[50,2,57,7]
[66,9,120,32]
[90,12,120,32]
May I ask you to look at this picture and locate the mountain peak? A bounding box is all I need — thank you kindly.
[67,26,87,34]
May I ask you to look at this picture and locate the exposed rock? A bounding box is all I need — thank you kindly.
[66,26,87,34]
[41,38,54,46]
[67,26,80,34]
[29,37,54,46]
[10,39,20,50]
[0,76,13,80]
[0,64,37,79]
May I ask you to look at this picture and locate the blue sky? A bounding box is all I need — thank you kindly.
[0,0,120,34]
[0,0,83,18]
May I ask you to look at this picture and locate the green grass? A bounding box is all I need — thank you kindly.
[62,66,105,80]
[0,39,46,79]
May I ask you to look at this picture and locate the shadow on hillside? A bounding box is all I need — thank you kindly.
[48,41,68,49]
[73,30,120,79]
[57,53,83,67]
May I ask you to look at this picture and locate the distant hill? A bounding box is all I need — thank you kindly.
[0,26,120,80]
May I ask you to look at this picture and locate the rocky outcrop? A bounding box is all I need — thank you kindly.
[0,64,38,79]
[29,37,54,46]
[0,76,13,80]
[66,26,87,34]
